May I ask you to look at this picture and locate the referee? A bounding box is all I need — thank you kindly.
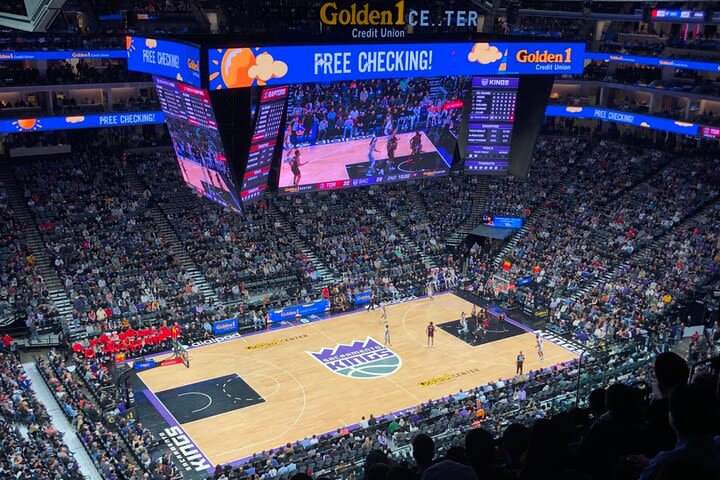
[516,351,525,375]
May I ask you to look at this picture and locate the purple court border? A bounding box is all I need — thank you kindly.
[135,292,575,471]
[143,389,214,472]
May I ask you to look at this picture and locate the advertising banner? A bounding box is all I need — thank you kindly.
[0,112,164,134]
[491,216,523,228]
[353,290,373,306]
[212,318,239,335]
[133,359,156,370]
[208,41,585,89]
[127,36,201,87]
[545,105,699,136]
[585,52,720,74]
[0,50,126,61]
[268,299,331,323]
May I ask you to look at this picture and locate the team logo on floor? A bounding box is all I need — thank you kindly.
[308,337,401,379]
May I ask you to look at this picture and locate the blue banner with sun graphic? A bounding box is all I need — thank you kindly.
[207,42,585,89]
[126,36,201,87]
[0,112,165,134]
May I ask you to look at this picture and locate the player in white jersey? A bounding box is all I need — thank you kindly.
[384,324,392,346]
[426,283,434,301]
[536,333,544,360]
[379,302,388,324]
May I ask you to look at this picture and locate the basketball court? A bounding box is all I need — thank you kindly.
[277,131,449,188]
[132,293,577,475]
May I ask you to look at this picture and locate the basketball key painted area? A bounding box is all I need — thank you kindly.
[136,294,578,471]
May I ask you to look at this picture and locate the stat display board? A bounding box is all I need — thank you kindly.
[240,86,288,203]
[153,76,242,212]
[465,76,519,173]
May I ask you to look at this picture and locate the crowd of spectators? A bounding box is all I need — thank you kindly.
[285,77,466,147]
[0,181,57,335]
[37,348,179,479]
[0,350,83,479]
[0,31,124,51]
[16,153,206,336]
[132,151,319,302]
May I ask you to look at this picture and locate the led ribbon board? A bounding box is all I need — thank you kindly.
[208,42,585,89]
[0,112,164,133]
[585,52,720,74]
[0,50,126,60]
[545,105,699,136]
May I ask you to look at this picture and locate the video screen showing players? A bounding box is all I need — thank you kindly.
[154,77,242,212]
[277,76,470,193]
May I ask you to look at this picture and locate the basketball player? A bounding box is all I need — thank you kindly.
[379,301,388,324]
[535,333,544,360]
[366,135,380,176]
[386,130,399,172]
[516,351,525,375]
[288,149,307,186]
[283,125,293,150]
[426,283,434,301]
[409,131,423,164]
[459,311,468,335]
[384,324,392,346]
[426,321,435,347]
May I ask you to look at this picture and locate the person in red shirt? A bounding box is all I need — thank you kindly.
[2,334,14,349]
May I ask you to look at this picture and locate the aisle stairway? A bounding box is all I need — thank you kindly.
[446,176,490,248]
[267,202,337,288]
[22,360,102,480]
[122,170,220,304]
[365,191,438,270]
[0,165,73,336]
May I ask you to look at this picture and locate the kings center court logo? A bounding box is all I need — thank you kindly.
[308,337,401,379]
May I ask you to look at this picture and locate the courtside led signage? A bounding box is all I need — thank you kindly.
[208,42,585,89]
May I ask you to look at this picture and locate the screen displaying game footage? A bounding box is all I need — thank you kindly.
[154,76,243,212]
[277,76,470,194]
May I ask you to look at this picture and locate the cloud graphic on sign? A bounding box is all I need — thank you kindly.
[65,116,85,124]
[145,38,157,48]
[467,43,502,64]
[640,122,650,127]
[673,121,693,127]
[248,52,288,85]
[565,106,583,113]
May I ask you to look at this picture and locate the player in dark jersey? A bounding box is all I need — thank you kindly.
[386,131,399,172]
[426,321,435,347]
[288,149,307,186]
[409,131,423,165]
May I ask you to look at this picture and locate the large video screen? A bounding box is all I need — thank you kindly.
[240,86,288,204]
[153,76,242,211]
[278,76,469,193]
[464,76,519,174]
